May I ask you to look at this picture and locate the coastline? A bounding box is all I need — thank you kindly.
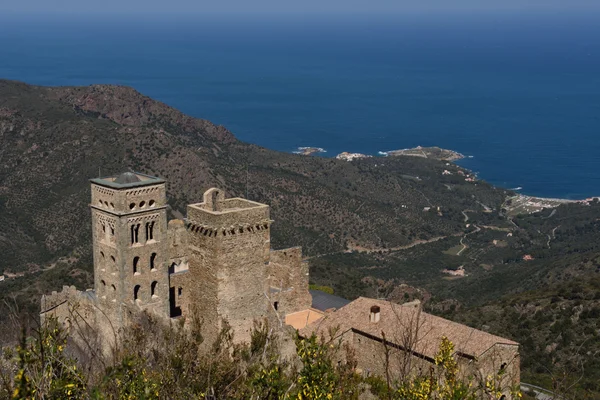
[293,145,599,205]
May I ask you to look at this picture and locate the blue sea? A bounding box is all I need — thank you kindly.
[1,12,599,199]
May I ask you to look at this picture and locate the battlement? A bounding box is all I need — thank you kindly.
[40,285,90,314]
[187,188,270,229]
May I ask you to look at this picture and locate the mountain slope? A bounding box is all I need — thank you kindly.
[0,79,506,276]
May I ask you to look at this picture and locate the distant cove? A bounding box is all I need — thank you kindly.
[1,13,599,199]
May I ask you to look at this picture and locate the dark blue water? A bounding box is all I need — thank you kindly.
[1,13,599,199]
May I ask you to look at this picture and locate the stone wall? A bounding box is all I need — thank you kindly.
[267,247,312,316]
[347,329,519,399]
[40,287,118,359]
[349,329,433,379]
[216,225,270,344]
[185,223,221,346]
[185,189,273,345]
[477,343,521,396]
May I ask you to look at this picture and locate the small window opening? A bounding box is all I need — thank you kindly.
[101,223,106,233]
[139,201,146,208]
[131,224,140,244]
[133,256,140,274]
[111,284,116,292]
[146,221,154,241]
[170,287,182,317]
[110,226,115,236]
[151,281,158,297]
[499,363,507,374]
[149,200,155,207]
[134,285,141,301]
[150,253,157,270]
[274,301,279,311]
[178,287,183,296]
[129,203,136,210]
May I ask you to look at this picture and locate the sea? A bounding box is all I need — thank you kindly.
[1,12,599,199]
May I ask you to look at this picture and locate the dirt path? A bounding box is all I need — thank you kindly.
[305,235,449,260]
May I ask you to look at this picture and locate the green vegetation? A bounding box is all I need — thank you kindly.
[0,316,519,399]
[308,284,334,295]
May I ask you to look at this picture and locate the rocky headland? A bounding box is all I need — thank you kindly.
[381,146,465,161]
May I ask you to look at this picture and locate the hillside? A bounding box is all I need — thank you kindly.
[0,79,504,311]
[1,80,600,396]
[0,80,508,272]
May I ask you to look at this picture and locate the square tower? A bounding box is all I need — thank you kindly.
[90,172,170,326]
[185,188,272,345]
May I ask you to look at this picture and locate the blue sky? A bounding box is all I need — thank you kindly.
[2,0,600,15]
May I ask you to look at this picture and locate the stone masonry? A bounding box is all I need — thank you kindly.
[40,171,519,393]
[41,172,311,349]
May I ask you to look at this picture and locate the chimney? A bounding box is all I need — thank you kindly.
[370,305,381,323]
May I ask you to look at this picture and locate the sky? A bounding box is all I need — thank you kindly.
[2,0,600,15]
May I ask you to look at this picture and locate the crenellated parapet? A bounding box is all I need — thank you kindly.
[40,285,85,314]
[185,220,272,238]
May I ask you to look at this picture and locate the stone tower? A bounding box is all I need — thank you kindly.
[90,172,170,327]
[185,188,272,344]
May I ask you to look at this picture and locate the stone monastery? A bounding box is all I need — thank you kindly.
[41,172,520,394]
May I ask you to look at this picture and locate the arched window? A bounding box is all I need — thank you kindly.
[151,281,158,297]
[150,253,157,270]
[131,224,140,244]
[100,280,106,289]
[146,221,154,241]
[133,256,140,274]
[110,256,116,266]
[134,285,141,301]
[111,284,116,292]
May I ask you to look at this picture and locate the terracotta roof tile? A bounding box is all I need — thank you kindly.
[285,308,325,330]
[301,297,518,359]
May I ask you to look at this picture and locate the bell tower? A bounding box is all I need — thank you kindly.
[185,188,272,345]
[90,172,169,326]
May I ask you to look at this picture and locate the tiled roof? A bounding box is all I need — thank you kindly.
[90,172,164,189]
[285,308,325,330]
[301,297,518,360]
[309,290,351,312]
